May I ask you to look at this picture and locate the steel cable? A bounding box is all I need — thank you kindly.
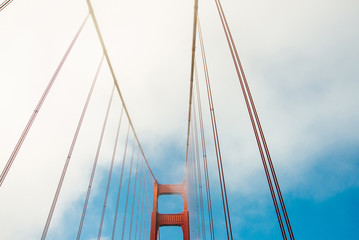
[129,151,140,239]
[197,17,233,239]
[139,170,147,240]
[120,140,136,240]
[97,107,124,240]
[0,0,13,11]
[86,0,156,181]
[0,13,90,187]
[134,159,144,240]
[185,0,199,172]
[191,130,201,240]
[41,54,104,240]
[76,83,115,240]
[111,124,130,240]
[194,61,215,239]
[192,94,207,240]
[216,1,295,238]
[213,0,294,238]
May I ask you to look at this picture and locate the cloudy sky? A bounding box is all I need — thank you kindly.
[0,0,358,239]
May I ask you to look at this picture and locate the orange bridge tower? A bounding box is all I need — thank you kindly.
[150,181,190,239]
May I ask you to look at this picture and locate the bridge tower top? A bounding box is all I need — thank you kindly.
[150,181,190,239]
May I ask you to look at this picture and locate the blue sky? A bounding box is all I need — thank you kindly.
[0,0,358,239]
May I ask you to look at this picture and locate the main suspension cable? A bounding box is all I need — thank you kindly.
[86,0,156,181]
[0,13,90,187]
[185,0,199,171]
[0,0,13,11]
[220,1,294,238]
[213,0,294,238]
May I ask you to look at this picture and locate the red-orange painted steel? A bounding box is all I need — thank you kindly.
[150,181,190,240]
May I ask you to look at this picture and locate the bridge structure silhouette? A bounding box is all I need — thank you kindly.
[0,0,295,239]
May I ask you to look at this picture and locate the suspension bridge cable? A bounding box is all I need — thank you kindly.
[185,0,199,171]
[0,0,13,11]
[134,159,144,240]
[216,6,288,237]
[197,17,233,240]
[0,13,90,187]
[85,0,156,181]
[111,123,131,240]
[187,137,195,238]
[76,83,116,240]
[213,1,294,238]
[140,170,150,240]
[194,60,215,239]
[191,128,201,240]
[41,54,104,240]
[139,170,147,240]
[129,150,140,239]
[145,173,153,240]
[192,94,207,240]
[187,126,199,239]
[97,106,124,240]
[216,1,295,238]
[214,5,287,236]
[191,103,200,239]
[121,140,136,240]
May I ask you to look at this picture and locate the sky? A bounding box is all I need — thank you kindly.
[0,0,359,239]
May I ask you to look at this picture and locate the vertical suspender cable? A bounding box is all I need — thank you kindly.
[139,170,147,240]
[97,107,124,240]
[111,123,130,240]
[191,129,201,240]
[41,54,104,240]
[143,173,149,240]
[76,84,115,240]
[187,134,195,238]
[134,159,144,240]
[190,114,199,239]
[192,94,207,240]
[194,61,215,239]
[129,151,140,239]
[140,170,149,240]
[121,140,136,240]
[190,124,200,240]
[197,18,233,239]
[0,13,90,187]
[147,172,153,240]
[146,173,153,239]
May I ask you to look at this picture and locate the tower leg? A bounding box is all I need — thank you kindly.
[150,211,158,240]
